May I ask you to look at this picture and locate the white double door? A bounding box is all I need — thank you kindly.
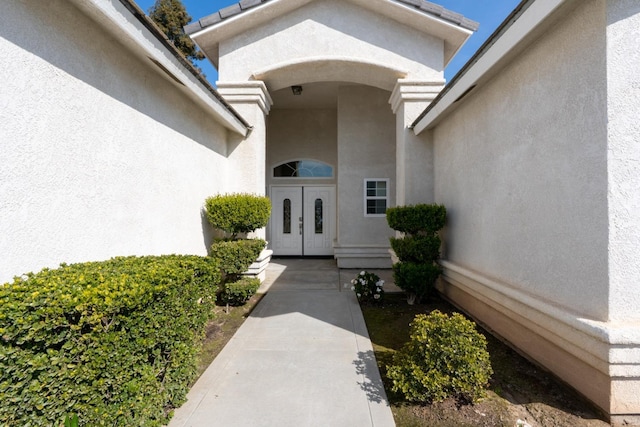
[270,186,336,256]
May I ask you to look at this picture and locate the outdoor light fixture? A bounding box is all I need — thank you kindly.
[291,85,303,95]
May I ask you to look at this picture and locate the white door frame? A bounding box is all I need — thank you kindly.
[269,185,336,256]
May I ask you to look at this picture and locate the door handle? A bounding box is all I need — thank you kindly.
[299,217,303,235]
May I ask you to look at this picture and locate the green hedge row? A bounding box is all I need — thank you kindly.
[0,255,221,426]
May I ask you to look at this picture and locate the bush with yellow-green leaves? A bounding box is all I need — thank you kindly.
[0,255,220,426]
[387,310,493,404]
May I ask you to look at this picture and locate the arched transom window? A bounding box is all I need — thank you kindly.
[273,160,333,178]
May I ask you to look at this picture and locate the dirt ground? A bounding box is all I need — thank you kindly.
[360,293,610,427]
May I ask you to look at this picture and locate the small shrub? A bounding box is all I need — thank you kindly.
[387,310,493,404]
[386,204,446,236]
[350,271,385,304]
[0,255,220,426]
[220,278,261,306]
[210,239,266,277]
[389,235,441,264]
[204,193,271,239]
[392,262,441,303]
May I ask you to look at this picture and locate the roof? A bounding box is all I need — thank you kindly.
[115,0,250,131]
[185,0,479,35]
[185,0,478,69]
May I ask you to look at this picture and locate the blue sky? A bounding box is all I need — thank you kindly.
[136,0,522,84]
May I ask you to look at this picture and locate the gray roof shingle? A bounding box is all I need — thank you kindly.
[184,0,479,34]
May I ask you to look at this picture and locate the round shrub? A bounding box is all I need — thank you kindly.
[387,310,493,404]
[205,193,271,238]
[389,235,441,264]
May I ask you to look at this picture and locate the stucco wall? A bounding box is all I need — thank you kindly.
[432,0,609,321]
[337,85,395,249]
[266,108,338,186]
[218,0,443,87]
[606,0,640,322]
[0,0,230,282]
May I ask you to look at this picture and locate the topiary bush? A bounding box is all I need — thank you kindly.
[387,204,446,304]
[204,193,271,239]
[387,310,493,404]
[210,239,266,277]
[220,278,261,306]
[392,262,442,302]
[389,235,441,264]
[386,204,446,236]
[205,193,271,306]
[0,255,220,426]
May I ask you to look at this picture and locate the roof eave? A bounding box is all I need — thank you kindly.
[69,0,250,136]
[412,0,577,134]
[187,0,477,68]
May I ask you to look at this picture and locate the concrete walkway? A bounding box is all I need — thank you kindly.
[168,258,395,427]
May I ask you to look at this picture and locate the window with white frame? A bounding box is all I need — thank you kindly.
[364,179,389,216]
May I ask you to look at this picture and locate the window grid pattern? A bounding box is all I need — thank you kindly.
[365,179,388,216]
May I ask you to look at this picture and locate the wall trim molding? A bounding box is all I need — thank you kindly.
[438,259,640,416]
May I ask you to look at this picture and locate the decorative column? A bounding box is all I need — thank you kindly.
[217,80,273,196]
[217,81,273,245]
[389,79,444,206]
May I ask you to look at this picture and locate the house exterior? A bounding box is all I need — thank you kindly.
[1,0,638,424]
[185,0,478,267]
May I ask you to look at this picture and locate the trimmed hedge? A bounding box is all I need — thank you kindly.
[389,235,441,264]
[392,262,442,302]
[386,204,446,235]
[210,239,266,277]
[387,310,493,404]
[204,193,271,239]
[0,255,220,426]
[220,278,261,306]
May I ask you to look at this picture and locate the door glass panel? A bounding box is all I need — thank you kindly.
[283,198,291,234]
[314,198,323,234]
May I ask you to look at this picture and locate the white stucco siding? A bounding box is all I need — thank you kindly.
[606,0,640,322]
[337,86,395,247]
[267,108,338,183]
[218,0,443,88]
[433,0,609,320]
[0,0,229,282]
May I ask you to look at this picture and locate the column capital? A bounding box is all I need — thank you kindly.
[216,81,274,115]
[389,79,445,114]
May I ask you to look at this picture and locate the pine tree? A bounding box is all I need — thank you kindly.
[149,0,205,66]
